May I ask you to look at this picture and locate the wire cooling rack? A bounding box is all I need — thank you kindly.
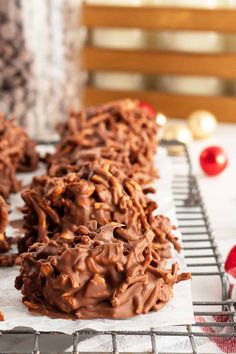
[0,140,235,354]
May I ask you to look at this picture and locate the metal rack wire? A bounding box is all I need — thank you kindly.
[0,140,235,354]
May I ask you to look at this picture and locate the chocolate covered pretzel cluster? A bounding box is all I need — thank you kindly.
[0,196,9,254]
[16,223,189,319]
[19,159,179,256]
[0,115,38,254]
[0,115,39,199]
[16,99,191,319]
[47,99,159,185]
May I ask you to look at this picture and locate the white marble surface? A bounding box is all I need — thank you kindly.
[183,121,236,261]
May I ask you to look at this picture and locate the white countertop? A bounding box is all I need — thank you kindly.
[184,121,236,260]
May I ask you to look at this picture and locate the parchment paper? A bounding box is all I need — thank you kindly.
[0,146,194,334]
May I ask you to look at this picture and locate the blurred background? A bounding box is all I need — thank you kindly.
[1,0,236,140]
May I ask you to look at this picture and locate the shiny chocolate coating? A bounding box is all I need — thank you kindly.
[19,159,180,256]
[15,223,190,319]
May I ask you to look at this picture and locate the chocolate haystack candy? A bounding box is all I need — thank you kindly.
[47,99,158,185]
[19,159,180,256]
[0,195,9,253]
[0,253,20,267]
[0,195,20,267]
[0,115,39,198]
[15,223,190,319]
[0,194,21,264]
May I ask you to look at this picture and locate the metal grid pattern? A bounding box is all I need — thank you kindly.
[0,141,235,354]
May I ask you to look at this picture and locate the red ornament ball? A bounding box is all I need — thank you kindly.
[138,101,155,117]
[199,146,228,176]
[225,245,236,278]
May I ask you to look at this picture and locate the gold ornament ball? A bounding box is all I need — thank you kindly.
[163,124,193,144]
[156,112,167,127]
[188,110,217,139]
[163,124,192,155]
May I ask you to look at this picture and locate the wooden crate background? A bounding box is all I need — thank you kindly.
[81,3,236,122]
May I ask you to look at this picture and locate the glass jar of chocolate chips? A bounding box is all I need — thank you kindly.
[0,0,81,141]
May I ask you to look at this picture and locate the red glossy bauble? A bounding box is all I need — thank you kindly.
[199,146,228,176]
[138,101,155,117]
[225,245,236,278]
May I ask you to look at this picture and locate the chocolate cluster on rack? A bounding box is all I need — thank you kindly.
[0,196,9,253]
[0,115,39,199]
[0,115,39,263]
[19,159,179,256]
[16,223,189,319]
[47,99,159,185]
[16,99,191,319]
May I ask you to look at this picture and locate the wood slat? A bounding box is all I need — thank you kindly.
[82,47,236,79]
[81,3,236,33]
[83,87,236,123]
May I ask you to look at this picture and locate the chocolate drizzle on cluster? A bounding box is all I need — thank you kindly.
[47,99,158,185]
[15,223,189,319]
[0,115,39,198]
